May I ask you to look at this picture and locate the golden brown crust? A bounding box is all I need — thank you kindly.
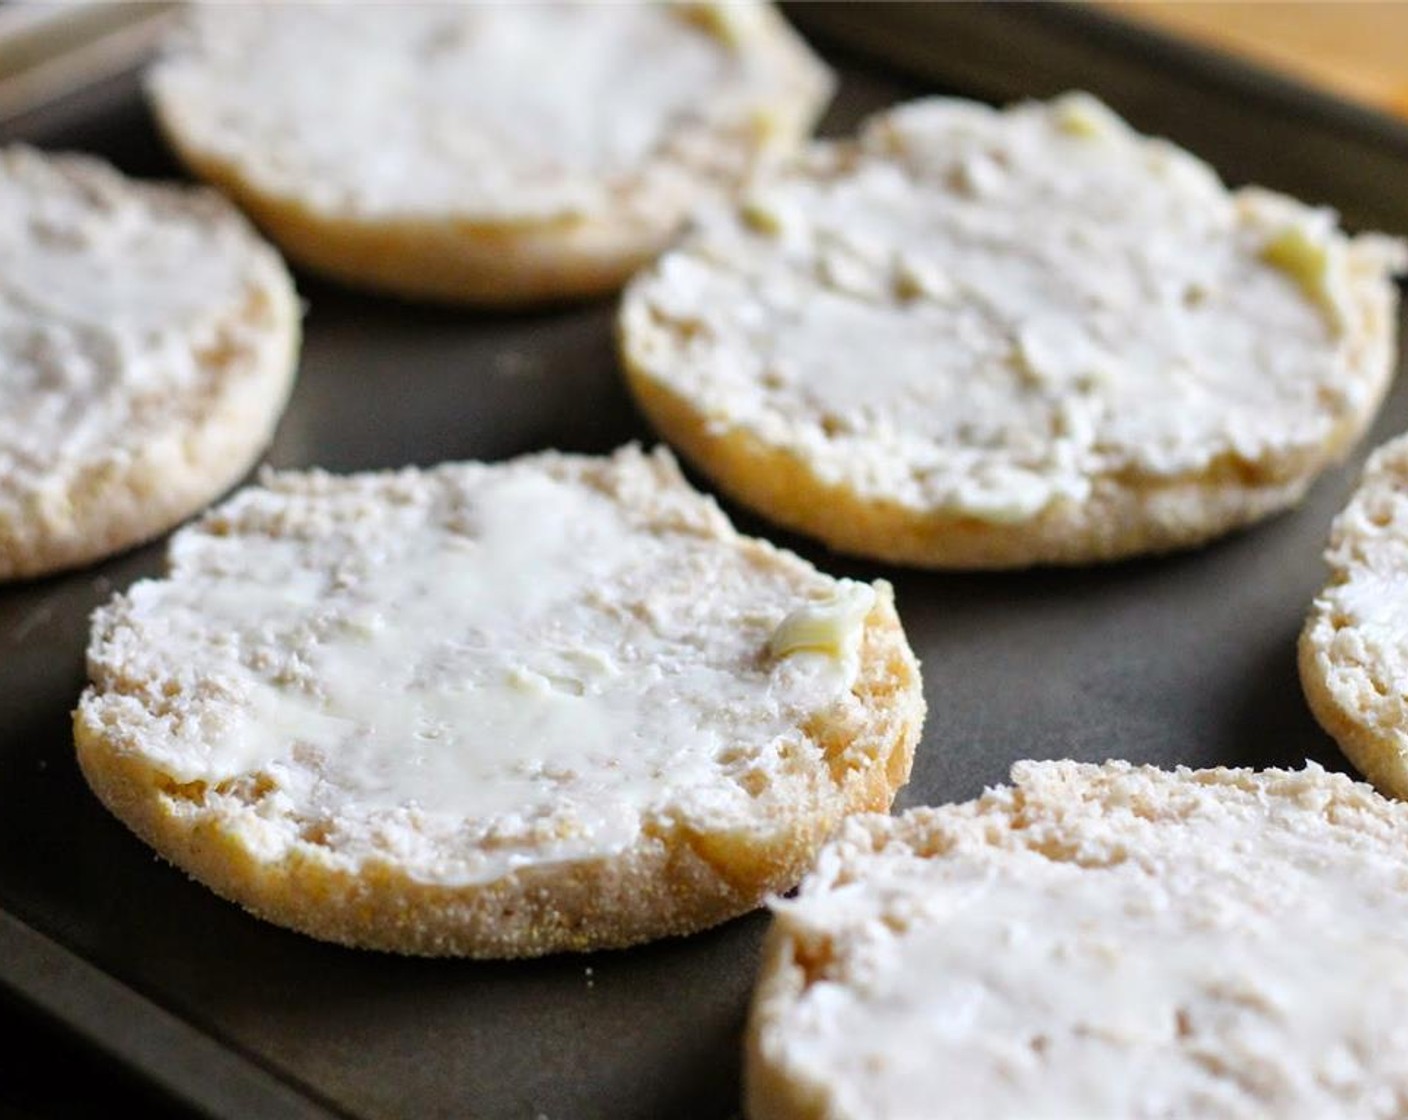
[151,136,672,308]
[621,350,1359,570]
[74,591,922,957]
[1297,628,1408,799]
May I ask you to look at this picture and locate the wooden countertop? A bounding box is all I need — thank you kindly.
[1102,2,1408,118]
[2,3,1406,125]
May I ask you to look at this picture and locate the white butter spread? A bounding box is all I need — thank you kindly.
[760,762,1408,1117]
[623,95,1403,521]
[80,449,880,885]
[1050,90,1128,140]
[149,2,825,223]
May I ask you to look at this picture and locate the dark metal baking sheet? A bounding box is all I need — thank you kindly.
[3,5,1407,1117]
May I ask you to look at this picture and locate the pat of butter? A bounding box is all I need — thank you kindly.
[742,194,788,237]
[1261,224,1344,331]
[769,579,878,667]
[1052,92,1127,140]
[678,1,762,48]
[894,255,953,302]
[748,106,787,145]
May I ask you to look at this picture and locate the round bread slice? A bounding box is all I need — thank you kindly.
[1301,433,1408,797]
[619,93,1405,568]
[0,146,299,582]
[145,2,832,306]
[747,759,1408,1119]
[73,446,923,957]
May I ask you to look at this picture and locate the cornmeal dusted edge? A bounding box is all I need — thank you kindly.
[2,6,1408,1118]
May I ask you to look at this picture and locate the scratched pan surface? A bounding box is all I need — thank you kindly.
[2,5,1408,1117]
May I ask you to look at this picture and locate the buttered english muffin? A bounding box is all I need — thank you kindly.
[74,446,924,957]
[0,146,299,581]
[1302,433,1408,798]
[146,2,833,305]
[748,759,1408,1118]
[619,93,1403,568]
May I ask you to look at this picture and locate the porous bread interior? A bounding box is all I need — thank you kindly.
[145,4,832,306]
[73,448,925,957]
[745,760,1408,1119]
[0,150,300,582]
[1301,433,1408,798]
[617,99,1402,569]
